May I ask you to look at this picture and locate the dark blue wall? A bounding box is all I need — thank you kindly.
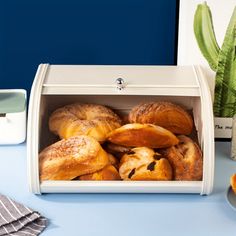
[0,0,178,94]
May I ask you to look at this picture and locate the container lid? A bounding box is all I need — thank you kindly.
[0,90,26,113]
[42,65,200,96]
[43,65,199,87]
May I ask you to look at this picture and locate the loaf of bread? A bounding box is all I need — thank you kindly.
[39,135,109,181]
[49,103,122,142]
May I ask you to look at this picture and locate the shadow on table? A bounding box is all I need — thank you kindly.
[34,186,236,227]
[36,192,208,204]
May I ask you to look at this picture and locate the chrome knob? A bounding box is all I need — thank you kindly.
[116,78,125,90]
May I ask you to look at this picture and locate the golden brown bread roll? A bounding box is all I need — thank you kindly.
[49,103,122,142]
[73,153,120,180]
[119,147,172,180]
[39,135,109,181]
[128,102,193,135]
[230,174,236,194]
[159,135,203,180]
[79,165,121,180]
[107,123,179,148]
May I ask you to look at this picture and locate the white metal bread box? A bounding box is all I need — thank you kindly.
[27,64,214,195]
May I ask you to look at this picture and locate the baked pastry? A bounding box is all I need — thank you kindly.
[159,135,203,180]
[39,135,109,181]
[107,123,179,148]
[119,147,172,180]
[230,174,236,194]
[128,102,193,135]
[73,152,120,180]
[79,165,121,180]
[49,103,122,142]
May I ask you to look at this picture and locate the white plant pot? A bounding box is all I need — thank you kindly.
[214,117,232,139]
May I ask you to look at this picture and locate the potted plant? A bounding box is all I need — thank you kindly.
[194,1,236,138]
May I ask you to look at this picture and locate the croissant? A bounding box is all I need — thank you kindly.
[128,102,193,135]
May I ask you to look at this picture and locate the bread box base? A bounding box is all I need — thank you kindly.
[27,64,214,195]
[40,181,202,194]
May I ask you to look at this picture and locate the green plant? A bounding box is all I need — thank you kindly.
[194,1,236,117]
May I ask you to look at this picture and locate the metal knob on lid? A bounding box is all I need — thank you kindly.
[116,78,125,90]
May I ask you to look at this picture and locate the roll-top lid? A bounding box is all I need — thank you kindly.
[44,65,199,86]
[0,90,26,113]
[41,65,200,96]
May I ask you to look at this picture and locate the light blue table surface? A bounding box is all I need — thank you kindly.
[0,142,236,236]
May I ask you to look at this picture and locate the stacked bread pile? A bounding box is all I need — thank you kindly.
[39,102,203,181]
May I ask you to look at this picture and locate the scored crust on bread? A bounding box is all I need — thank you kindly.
[49,103,122,142]
[78,165,121,181]
[107,123,179,148]
[231,174,236,194]
[119,147,172,181]
[128,101,193,135]
[159,135,203,180]
[39,135,109,181]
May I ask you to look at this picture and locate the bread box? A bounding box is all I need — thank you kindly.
[27,64,214,195]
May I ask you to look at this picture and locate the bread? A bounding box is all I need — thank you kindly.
[119,147,172,180]
[128,102,193,135]
[107,123,179,148]
[49,103,122,142]
[79,165,121,180]
[159,135,203,180]
[39,135,109,181]
[230,174,236,194]
[73,153,120,180]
